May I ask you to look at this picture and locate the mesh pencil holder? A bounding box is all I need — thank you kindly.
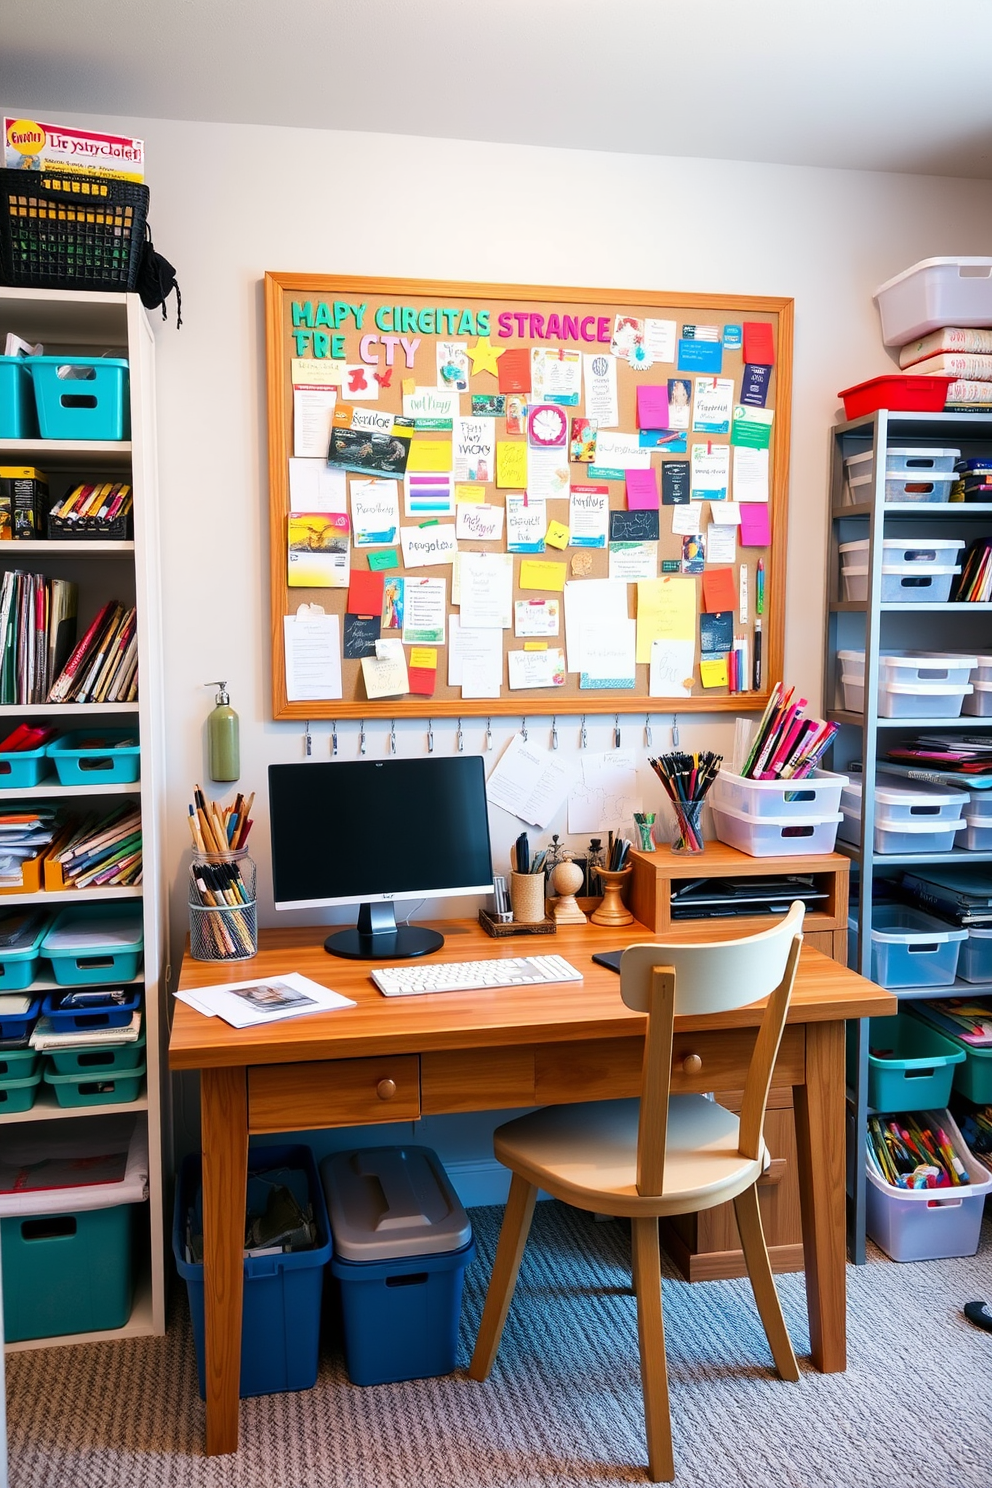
[188,849,257,962]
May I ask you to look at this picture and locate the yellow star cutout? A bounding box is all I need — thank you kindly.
[467,335,504,378]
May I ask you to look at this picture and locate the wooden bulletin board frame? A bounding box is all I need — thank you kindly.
[265,272,792,720]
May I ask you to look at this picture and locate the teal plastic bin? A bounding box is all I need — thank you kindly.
[0,1066,41,1113]
[47,1030,144,1075]
[46,730,140,786]
[0,743,52,789]
[909,1004,992,1103]
[0,356,38,437]
[1,1203,134,1341]
[0,1046,38,1079]
[851,1013,967,1111]
[0,912,51,990]
[41,904,143,986]
[43,1061,144,1108]
[28,356,130,441]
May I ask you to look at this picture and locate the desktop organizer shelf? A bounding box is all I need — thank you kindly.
[0,286,167,1352]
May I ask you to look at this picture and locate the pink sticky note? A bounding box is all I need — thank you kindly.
[739,504,771,546]
[636,385,670,430]
[626,468,659,510]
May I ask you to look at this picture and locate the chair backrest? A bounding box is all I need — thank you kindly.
[620,902,806,1196]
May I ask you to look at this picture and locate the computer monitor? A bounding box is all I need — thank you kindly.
[268,755,494,960]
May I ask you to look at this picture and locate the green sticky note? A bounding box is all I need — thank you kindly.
[368,548,399,571]
[661,559,681,573]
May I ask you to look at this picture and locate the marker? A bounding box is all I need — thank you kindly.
[753,616,763,690]
[756,558,765,616]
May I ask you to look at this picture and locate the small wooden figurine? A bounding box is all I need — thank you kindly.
[551,858,587,925]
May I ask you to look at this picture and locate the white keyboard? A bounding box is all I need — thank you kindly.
[371,954,584,998]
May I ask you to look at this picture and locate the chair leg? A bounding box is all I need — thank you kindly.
[733,1183,800,1383]
[468,1172,538,1381]
[631,1216,675,1483]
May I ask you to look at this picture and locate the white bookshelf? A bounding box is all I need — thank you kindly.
[0,288,168,1347]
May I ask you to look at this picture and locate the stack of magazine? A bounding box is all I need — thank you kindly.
[900,868,992,926]
[48,600,137,704]
[0,571,77,705]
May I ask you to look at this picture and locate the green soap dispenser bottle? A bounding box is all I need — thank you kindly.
[205,681,240,783]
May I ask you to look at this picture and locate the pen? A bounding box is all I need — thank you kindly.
[753,616,762,691]
[756,559,765,616]
[515,831,530,874]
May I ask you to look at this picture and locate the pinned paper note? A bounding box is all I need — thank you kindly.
[287,513,350,588]
[485,733,570,828]
[284,607,342,701]
[609,509,659,543]
[699,656,729,688]
[742,322,775,367]
[569,484,609,548]
[730,404,774,450]
[350,478,399,547]
[506,495,546,553]
[347,568,384,616]
[609,541,658,581]
[405,471,454,517]
[733,446,770,503]
[399,524,458,567]
[361,638,409,699]
[455,483,485,504]
[407,439,453,473]
[289,458,347,513]
[740,503,771,545]
[636,574,695,664]
[636,385,670,430]
[649,637,695,698]
[459,551,513,629]
[497,347,532,394]
[589,430,650,480]
[545,519,570,550]
[520,559,567,592]
[579,619,636,690]
[456,502,505,542]
[507,648,566,689]
[690,443,731,501]
[368,548,399,572]
[563,578,628,674]
[514,598,560,637]
[584,353,619,427]
[497,441,528,488]
[625,467,659,510]
[671,501,704,536]
[402,577,447,644]
[692,377,734,435]
[453,418,496,481]
[343,614,381,660]
[662,461,690,505]
[706,522,737,563]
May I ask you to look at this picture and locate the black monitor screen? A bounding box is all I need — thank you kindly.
[268,755,494,919]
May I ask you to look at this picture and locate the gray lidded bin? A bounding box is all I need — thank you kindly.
[322,1145,474,1386]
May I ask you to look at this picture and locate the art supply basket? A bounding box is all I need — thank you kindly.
[189,850,257,962]
[0,169,149,293]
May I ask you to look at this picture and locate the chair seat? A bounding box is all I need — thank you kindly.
[493,1094,766,1218]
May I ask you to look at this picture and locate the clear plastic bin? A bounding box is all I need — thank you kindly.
[839,809,965,855]
[840,565,960,603]
[838,650,976,689]
[841,775,967,823]
[958,815,992,852]
[879,680,971,719]
[957,928,992,984]
[851,906,966,990]
[963,681,992,717]
[839,674,865,711]
[844,447,961,480]
[840,538,963,573]
[972,655,992,683]
[966,789,992,818]
[865,1110,992,1261]
[885,474,957,502]
[874,256,992,345]
[710,767,848,821]
[710,804,843,857]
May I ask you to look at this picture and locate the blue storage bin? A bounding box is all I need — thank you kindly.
[0,744,51,789]
[0,997,39,1039]
[28,357,130,441]
[322,1145,475,1387]
[849,1012,967,1111]
[849,906,966,990]
[41,987,140,1032]
[173,1143,332,1399]
[46,1030,144,1075]
[0,356,39,438]
[46,730,140,786]
[41,904,143,987]
[0,913,51,991]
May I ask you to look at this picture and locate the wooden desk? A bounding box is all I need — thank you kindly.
[170,917,894,1457]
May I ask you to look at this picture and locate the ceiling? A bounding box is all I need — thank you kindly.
[4,0,992,179]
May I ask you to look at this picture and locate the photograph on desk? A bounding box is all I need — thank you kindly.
[266,273,792,718]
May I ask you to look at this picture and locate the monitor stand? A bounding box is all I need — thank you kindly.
[324,901,443,960]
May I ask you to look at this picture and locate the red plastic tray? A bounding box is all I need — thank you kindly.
[838,375,953,419]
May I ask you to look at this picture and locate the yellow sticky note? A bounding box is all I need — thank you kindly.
[519,559,567,592]
[523,641,548,651]
[635,575,696,663]
[699,657,728,688]
[545,520,570,550]
[497,441,528,488]
[455,483,485,504]
[407,439,452,473]
[409,647,438,669]
[402,377,416,395]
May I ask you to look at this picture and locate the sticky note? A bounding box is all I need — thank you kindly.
[347,569,384,616]
[455,482,485,504]
[407,666,437,696]
[742,322,775,366]
[519,559,567,592]
[636,385,670,430]
[407,439,453,473]
[367,548,399,572]
[545,520,570,550]
[523,641,548,651]
[402,378,416,395]
[497,347,531,394]
[497,441,528,488]
[740,504,771,546]
[699,657,729,688]
[409,647,438,669]
[626,468,659,510]
[701,566,737,614]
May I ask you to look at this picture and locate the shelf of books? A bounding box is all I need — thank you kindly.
[0,288,168,1350]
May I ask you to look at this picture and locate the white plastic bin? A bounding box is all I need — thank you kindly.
[963,680,992,716]
[958,927,992,983]
[839,674,865,712]
[874,258,992,346]
[710,804,843,858]
[966,789,992,818]
[959,815,992,852]
[841,775,967,824]
[710,768,848,821]
[840,565,960,603]
[844,447,961,480]
[870,815,965,855]
[865,1110,992,1261]
[972,656,992,683]
[884,473,957,503]
[839,538,963,571]
[839,651,976,688]
[851,905,966,990]
[879,680,971,718]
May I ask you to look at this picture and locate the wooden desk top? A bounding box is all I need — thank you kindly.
[170,918,895,1072]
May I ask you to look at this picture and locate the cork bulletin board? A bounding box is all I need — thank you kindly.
[265,273,792,721]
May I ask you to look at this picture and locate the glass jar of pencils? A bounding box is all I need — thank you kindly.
[669,800,705,855]
[188,848,258,961]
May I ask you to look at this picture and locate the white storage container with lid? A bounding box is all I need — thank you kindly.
[972,656,992,683]
[838,808,965,855]
[710,804,843,857]
[959,815,992,852]
[838,651,977,687]
[879,679,972,718]
[966,788,992,819]
[844,448,961,480]
[874,258,992,346]
[840,538,964,571]
[963,680,992,716]
[840,565,961,604]
[840,775,968,825]
[850,904,967,990]
[710,767,848,821]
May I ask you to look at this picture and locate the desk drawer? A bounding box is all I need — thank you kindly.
[248,1055,421,1132]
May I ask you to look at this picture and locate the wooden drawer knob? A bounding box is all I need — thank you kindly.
[376,1078,398,1101]
[680,1054,703,1075]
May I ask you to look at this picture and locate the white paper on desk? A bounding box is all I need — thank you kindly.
[284,606,342,701]
[288,458,347,513]
[486,733,571,828]
[447,616,503,697]
[507,647,565,689]
[706,522,737,563]
[563,578,628,674]
[568,748,642,833]
[459,551,513,629]
[174,972,356,1029]
[671,500,704,536]
[649,637,696,697]
[733,445,770,502]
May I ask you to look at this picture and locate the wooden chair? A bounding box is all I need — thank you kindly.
[468,901,806,1482]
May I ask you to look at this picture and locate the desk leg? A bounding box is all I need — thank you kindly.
[201,1066,248,1456]
[793,1020,846,1374]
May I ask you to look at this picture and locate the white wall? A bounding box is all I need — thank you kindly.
[7,107,992,1182]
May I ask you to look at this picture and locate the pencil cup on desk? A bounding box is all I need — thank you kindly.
[670,800,705,855]
[589,866,634,927]
[188,849,257,962]
[510,870,546,925]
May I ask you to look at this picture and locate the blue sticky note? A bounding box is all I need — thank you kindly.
[677,338,723,374]
[639,430,687,453]
[723,324,742,350]
[741,364,771,407]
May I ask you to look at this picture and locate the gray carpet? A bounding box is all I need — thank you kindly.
[6,1201,992,1487]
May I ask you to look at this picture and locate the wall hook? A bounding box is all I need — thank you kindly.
[521,717,528,742]
[486,717,493,751]
[672,713,680,748]
[304,720,312,757]
[614,714,621,749]
[330,720,338,757]
[359,720,367,755]
[389,720,397,755]
[427,719,434,754]
[456,718,464,752]
[645,714,653,751]
[580,715,587,749]
[551,716,559,750]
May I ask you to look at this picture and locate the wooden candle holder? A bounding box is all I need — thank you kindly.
[589,865,634,927]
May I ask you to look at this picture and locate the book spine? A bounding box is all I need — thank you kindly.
[48,600,115,703]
